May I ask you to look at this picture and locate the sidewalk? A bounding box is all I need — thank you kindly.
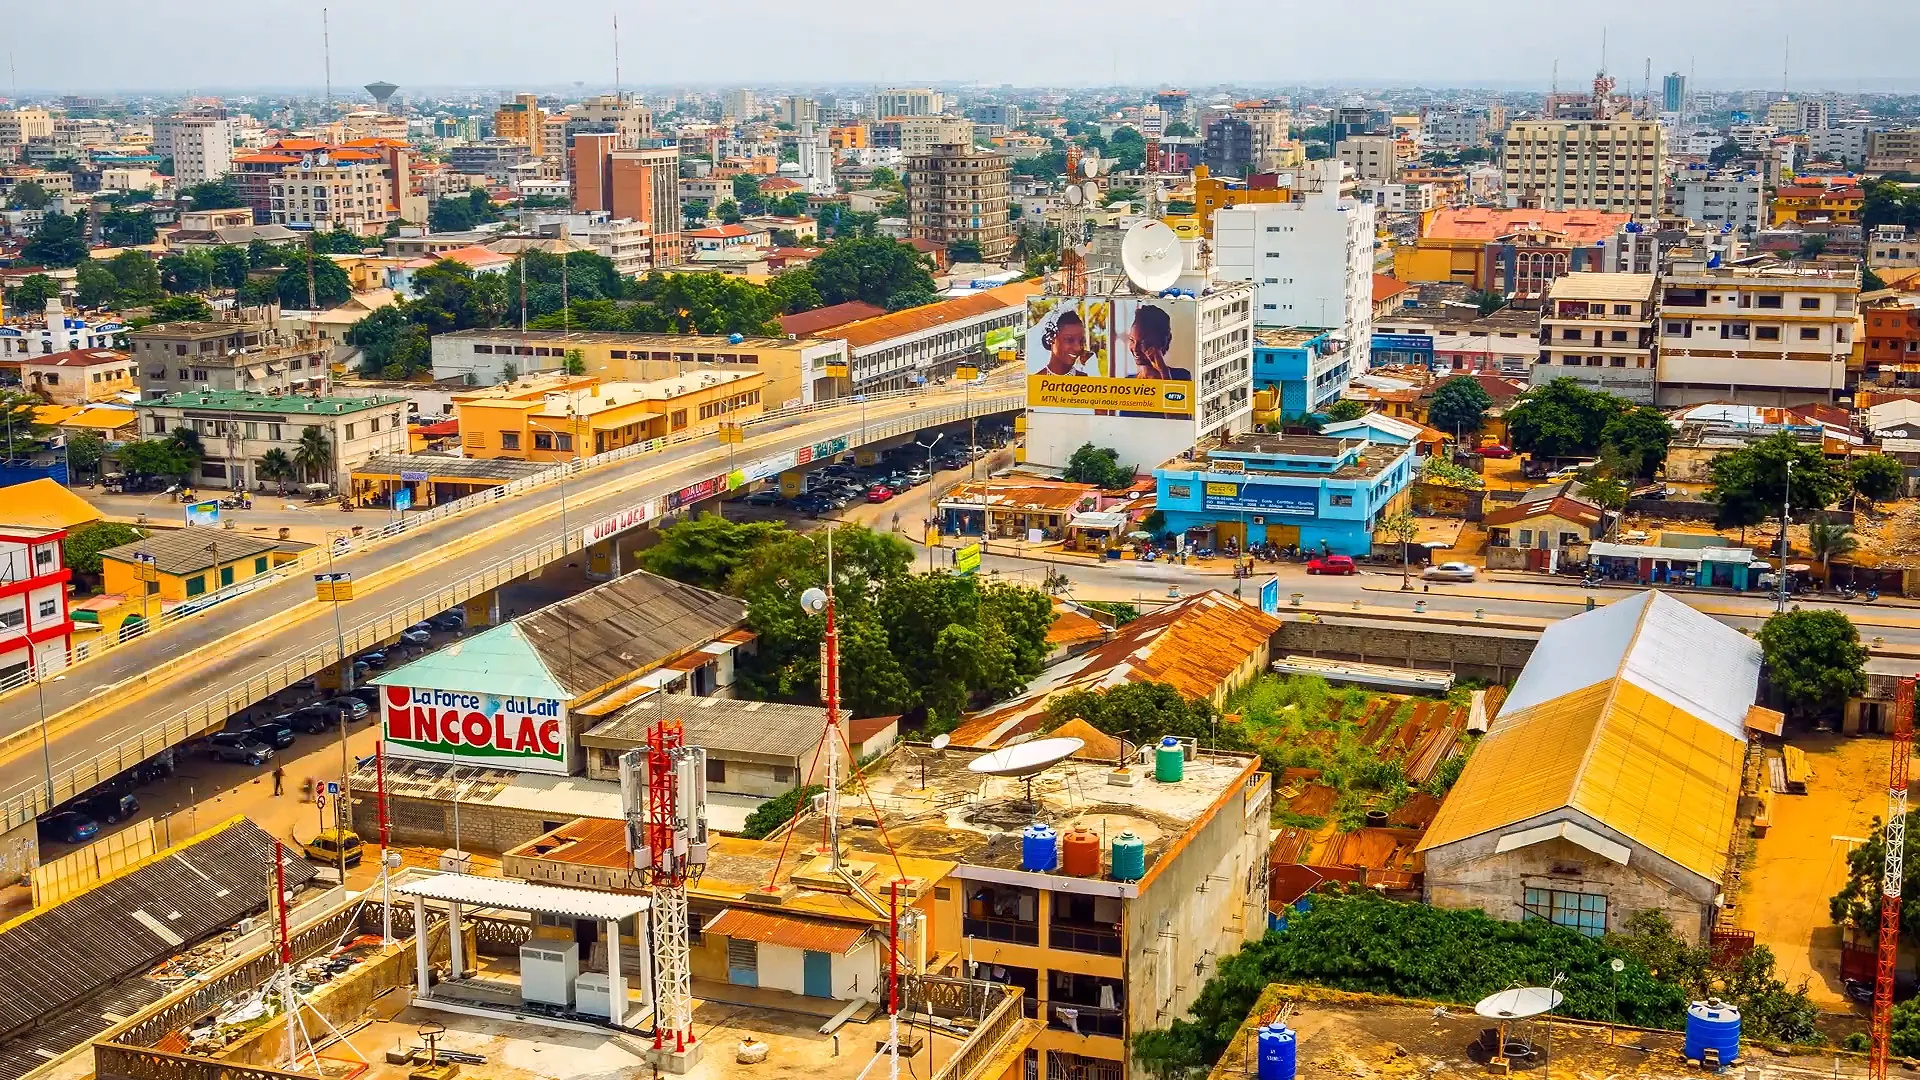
[1481,567,1920,611]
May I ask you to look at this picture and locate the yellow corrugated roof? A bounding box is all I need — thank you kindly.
[1419,676,1745,883]
[32,405,81,426]
[59,406,138,430]
[0,478,104,533]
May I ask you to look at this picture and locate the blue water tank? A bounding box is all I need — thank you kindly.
[1111,831,1146,882]
[1684,1000,1741,1065]
[728,332,745,344]
[1021,822,1058,872]
[1257,1024,1297,1080]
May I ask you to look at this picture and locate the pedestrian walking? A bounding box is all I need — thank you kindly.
[272,766,284,796]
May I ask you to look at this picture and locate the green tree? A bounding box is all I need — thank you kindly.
[100,209,157,247]
[806,234,936,307]
[682,198,710,227]
[150,295,215,322]
[1323,399,1369,422]
[563,348,587,376]
[23,211,88,267]
[715,198,742,225]
[1707,432,1850,529]
[428,189,498,232]
[294,426,333,485]
[276,255,352,309]
[114,438,194,484]
[634,514,795,591]
[1425,376,1493,435]
[1472,289,1508,316]
[739,784,824,840]
[884,286,938,311]
[258,448,296,494]
[7,274,60,314]
[766,267,824,314]
[1061,443,1135,489]
[0,390,51,455]
[1505,378,1620,460]
[1806,522,1859,574]
[7,180,50,210]
[64,430,104,482]
[1579,475,1630,512]
[1600,405,1675,479]
[60,521,145,588]
[946,239,983,264]
[732,174,762,203]
[159,248,219,294]
[1044,681,1225,749]
[1851,452,1906,509]
[178,179,245,209]
[74,261,119,308]
[211,245,252,290]
[105,251,163,305]
[1709,139,1744,169]
[408,259,509,332]
[1756,608,1868,721]
[630,272,781,335]
[730,526,916,704]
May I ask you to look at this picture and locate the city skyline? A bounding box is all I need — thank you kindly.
[9,0,1920,95]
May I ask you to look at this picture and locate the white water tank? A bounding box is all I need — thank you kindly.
[520,941,580,1006]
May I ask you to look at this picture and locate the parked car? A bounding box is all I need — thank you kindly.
[283,706,337,734]
[231,717,296,749]
[406,621,435,636]
[327,695,370,720]
[75,790,139,824]
[866,483,895,503]
[741,489,785,506]
[39,812,99,844]
[207,732,274,766]
[399,628,431,647]
[348,685,382,708]
[427,612,466,632]
[1474,444,1515,458]
[1422,561,1478,583]
[1306,555,1357,576]
[358,650,387,668]
[302,828,364,868]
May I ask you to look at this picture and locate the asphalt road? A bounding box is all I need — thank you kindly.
[0,382,1019,818]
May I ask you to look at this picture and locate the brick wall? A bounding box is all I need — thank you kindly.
[1273,619,1539,683]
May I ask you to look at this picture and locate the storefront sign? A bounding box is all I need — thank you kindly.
[185,501,220,526]
[741,450,797,485]
[581,501,659,546]
[1260,577,1281,615]
[1371,333,1433,352]
[381,685,570,774]
[955,543,981,576]
[1204,482,1319,515]
[668,476,722,511]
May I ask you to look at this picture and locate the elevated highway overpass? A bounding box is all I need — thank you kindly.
[0,378,1024,832]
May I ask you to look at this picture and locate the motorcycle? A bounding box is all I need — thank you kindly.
[1867,586,1880,602]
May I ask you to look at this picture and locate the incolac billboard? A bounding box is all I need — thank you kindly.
[381,685,570,775]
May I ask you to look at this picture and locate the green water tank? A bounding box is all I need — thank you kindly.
[1155,736,1185,783]
[1111,831,1146,882]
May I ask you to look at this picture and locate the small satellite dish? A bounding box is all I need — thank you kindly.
[800,588,828,615]
[1063,184,1084,207]
[968,737,1085,778]
[1154,182,1168,202]
[931,734,951,750]
[1120,220,1183,294]
[1082,157,1099,179]
[1081,180,1100,205]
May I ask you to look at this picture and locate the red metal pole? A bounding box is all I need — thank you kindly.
[273,840,291,966]
[1872,677,1914,1080]
[888,879,900,1017]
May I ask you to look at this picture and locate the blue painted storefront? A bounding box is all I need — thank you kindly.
[1254,332,1349,419]
[1154,436,1415,554]
[1370,332,1436,370]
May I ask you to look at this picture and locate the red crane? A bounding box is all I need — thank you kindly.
[1872,677,1914,1080]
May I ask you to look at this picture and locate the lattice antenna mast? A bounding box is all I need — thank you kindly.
[622,724,708,1061]
[1872,677,1914,1080]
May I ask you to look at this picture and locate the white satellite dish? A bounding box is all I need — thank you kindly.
[1082,157,1099,179]
[1473,987,1563,1020]
[967,737,1085,778]
[1081,180,1100,206]
[1154,182,1169,202]
[800,588,828,615]
[931,734,951,750]
[1063,184,1084,207]
[1120,220,1183,294]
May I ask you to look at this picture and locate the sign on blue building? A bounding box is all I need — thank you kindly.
[1202,481,1318,515]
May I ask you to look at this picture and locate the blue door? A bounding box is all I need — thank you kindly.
[803,950,832,997]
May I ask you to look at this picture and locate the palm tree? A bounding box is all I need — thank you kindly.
[1808,522,1859,584]
[293,426,333,487]
[258,448,295,494]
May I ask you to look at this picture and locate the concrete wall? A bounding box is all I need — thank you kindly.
[0,815,36,888]
[1272,618,1540,683]
[1423,829,1717,944]
[358,793,580,855]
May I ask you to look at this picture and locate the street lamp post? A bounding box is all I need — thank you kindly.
[32,665,65,809]
[1776,459,1793,615]
[915,433,944,571]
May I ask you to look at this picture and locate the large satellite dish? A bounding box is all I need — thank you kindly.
[1063,184,1084,207]
[1120,220,1182,294]
[1082,157,1100,179]
[1080,180,1100,206]
[968,737,1085,778]
[1474,987,1562,1020]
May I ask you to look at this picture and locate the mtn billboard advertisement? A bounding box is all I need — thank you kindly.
[381,685,570,775]
[1024,296,1196,417]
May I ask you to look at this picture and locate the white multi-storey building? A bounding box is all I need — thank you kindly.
[870,88,944,119]
[1534,272,1658,403]
[1503,119,1666,218]
[154,112,235,184]
[1666,166,1765,238]
[1655,259,1860,406]
[1808,123,1869,167]
[268,156,395,236]
[1214,159,1376,395]
[1421,105,1490,150]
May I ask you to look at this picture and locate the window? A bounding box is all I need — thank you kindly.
[1609,330,1627,342]
[1329,493,1353,507]
[1613,304,1633,315]
[1756,326,1781,341]
[500,432,520,450]
[220,565,235,587]
[1665,321,1691,337]
[707,758,727,783]
[0,609,21,629]
[1523,887,1607,937]
[1800,297,1821,310]
[192,369,208,381]
[186,575,207,597]
[1756,294,1783,309]
[1801,327,1821,340]
[772,765,796,784]
[534,432,554,450]
[254,556,268,574]
[37,598,56,619]
[671,409,688,430]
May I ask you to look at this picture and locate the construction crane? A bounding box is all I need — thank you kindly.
[1872,677,1914,1080]
[621,721,709,1066]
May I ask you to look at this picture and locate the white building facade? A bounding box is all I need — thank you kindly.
[154,113,235,184]
[1666,166,1765,238]
[1213,160,1377,361]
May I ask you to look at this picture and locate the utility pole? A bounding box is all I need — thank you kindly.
[1776,459,1792,614]
[321,8,332,108]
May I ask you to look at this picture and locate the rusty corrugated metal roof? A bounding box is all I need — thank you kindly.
[704,908,868,955]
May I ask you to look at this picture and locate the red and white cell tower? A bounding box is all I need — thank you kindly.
[1871,678,1914,1080]
[621,722,709,1068]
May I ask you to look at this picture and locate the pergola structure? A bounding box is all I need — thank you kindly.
[397,874,652,1029]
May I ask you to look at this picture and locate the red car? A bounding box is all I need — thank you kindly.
[865,484,895,503]
[1306,555,1356,576]
[1474,443,1515,458]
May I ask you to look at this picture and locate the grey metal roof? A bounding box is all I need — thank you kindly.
[0,978,168,1080]
[585,695,827,760]
[516,571,747,697]
[0,819,317,1042]
[353,454,554,483]
[396,873,648,920]
[98,528,313,576]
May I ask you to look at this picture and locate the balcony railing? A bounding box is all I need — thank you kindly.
[1048,922,1122,956]
[1048,1003,1125,1038]
[964,915,1039,946]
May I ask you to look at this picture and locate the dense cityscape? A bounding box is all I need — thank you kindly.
[6,14,1920,1080]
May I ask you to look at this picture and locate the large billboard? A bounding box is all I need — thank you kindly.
[1025,296,1195,416]
[1202,480,1320,515]
[381,685,570,775]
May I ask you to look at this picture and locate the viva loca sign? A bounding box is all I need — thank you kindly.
[382,685,570,774]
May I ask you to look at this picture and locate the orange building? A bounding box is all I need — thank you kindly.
[1392,207,1632,293]
[829,124,869,149]
[571,132,617,214]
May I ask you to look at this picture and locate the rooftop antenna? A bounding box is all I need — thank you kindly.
[613,13,621,98]
[1643,58,1652,119]
[322,7,332,107]
[1782,36,1791,98]
[1551,59,1558,97]
[1599,27,1608,77]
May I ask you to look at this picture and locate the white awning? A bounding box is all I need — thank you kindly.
[396,873,648,920]
[1494,820,1631,865]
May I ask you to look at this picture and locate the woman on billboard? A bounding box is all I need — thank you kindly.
[1033,306,1093,376]
[1125,304,1190,381]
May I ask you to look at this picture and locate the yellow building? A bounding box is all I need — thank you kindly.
[829,124,868,149]
[1192,164,1295,238]
[99,528,311,603]
[1769,180,1864,226]
[453,370,767,461]
[493,93,545,155]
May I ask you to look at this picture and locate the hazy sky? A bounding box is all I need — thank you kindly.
[11,0,1919,94]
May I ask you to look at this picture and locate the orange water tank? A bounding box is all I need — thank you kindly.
[1062,826,1101,877]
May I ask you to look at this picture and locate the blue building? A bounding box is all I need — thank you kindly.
[1253,328,1353,419]
[1154,432,1416,554]
[1370,330,1436,370]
